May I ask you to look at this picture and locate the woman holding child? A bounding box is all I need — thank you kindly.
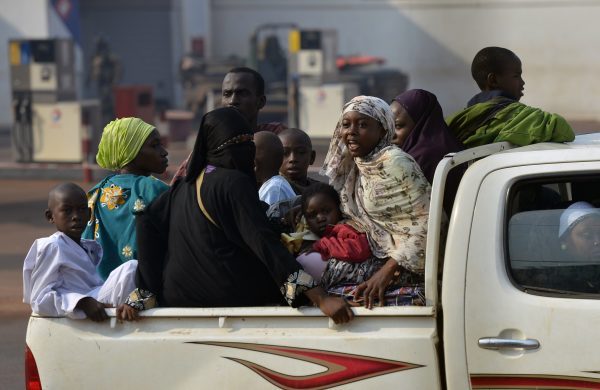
[321,96,431,308]
[133,107,353,324]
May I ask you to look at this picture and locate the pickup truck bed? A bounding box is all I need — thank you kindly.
[26,135,600,389]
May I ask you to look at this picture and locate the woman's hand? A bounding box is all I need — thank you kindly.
[116,304,140,322]
[305,286,354,324]
[354,258,399,309]
[318,296,355,324]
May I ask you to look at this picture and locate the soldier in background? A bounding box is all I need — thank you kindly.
[88,37,122,125]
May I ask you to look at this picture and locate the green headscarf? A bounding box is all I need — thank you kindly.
[96,117,155,170]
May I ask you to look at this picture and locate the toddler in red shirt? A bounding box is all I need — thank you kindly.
[296,183,372,284]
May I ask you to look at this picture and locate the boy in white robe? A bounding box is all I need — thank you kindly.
[23,183,137,321]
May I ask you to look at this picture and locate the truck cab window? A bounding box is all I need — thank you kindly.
[507,176,600,296]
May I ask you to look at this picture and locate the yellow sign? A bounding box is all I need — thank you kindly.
[9,42,20,65]
[288,30,300,53]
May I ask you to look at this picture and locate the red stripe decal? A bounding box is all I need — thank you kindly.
[471,374,600,389]
[193,341,422,390]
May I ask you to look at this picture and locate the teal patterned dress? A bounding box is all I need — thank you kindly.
[83,174,169,279]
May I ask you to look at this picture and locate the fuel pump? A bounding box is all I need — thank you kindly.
[8,39,100,163]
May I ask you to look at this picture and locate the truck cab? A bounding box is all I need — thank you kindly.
[444,134,600,389]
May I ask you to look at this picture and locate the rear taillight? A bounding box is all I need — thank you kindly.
[25,345,41,390]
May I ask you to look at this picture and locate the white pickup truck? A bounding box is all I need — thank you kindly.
[25,134,600,390]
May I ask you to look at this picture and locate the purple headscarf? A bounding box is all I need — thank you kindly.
[392,89,463,183]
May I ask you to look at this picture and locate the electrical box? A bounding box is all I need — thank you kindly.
[298,83,359,138]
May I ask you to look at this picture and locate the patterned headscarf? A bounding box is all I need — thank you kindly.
[96,117,155,170]
[320,96,431,273]
[321,96,395,191]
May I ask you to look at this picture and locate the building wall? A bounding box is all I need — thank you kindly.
[210,0,600,122]
[79,0,177,111]
[0,0,202,128]
[180,0,211,55]
[2,1,598,128]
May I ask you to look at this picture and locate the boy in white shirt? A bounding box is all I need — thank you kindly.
[254,131,296,205]
[23,183,138,321]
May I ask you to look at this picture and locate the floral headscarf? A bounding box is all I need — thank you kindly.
[320,96,431,274]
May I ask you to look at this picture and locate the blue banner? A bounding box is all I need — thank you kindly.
[51,0,81,46]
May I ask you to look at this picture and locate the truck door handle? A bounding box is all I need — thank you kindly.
[478,337,540,350]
